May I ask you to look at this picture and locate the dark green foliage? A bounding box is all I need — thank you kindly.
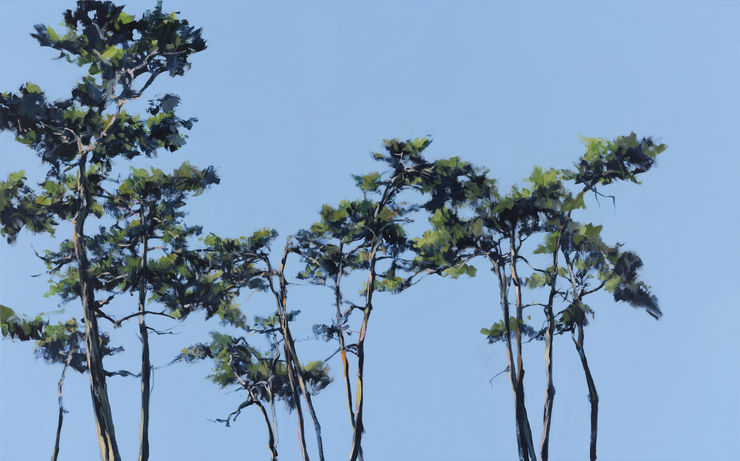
[1,3,670,457]
[410,133,666,461]
[569,134,666,186]
[178,329,331,411]
[0,306,122,374]
[0,171,73,242]
[1,3,208,459]
[0,0,206,232]
[296,138,464,355]
[554,220,662,331]
[481,317,541,344]
[0,305,45,340]
[609,252,660,318]
[34,319,123,375]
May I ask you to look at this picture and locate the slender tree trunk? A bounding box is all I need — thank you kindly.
[267,251,309,461]
[285,325,326,461]
[74,155,121,461]
[266,385,279,445]
[334,257,365,461]
[539,307,555,461]
[492,261,526,461]
[539,230,562,461]
[276,245,325,461]
[509,238,537,461]
[349,257,376,461]
[563,253,599,461]
[338,323,355,427]
[51,347,75,461]
[249,388,278,461]
[138,235,151,461]
[282,328,310,461]
[573,324,598,461]
[335,253,355,428]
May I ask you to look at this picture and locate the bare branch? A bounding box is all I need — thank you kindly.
[114,310,176,327]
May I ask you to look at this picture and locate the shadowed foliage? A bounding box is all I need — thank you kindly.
[0,1,206,459]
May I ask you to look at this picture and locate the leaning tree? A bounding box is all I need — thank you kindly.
[414,134,665,461]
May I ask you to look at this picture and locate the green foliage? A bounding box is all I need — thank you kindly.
[0,0,206,242]
[32,319,124,374]
[558,300,593,332]
[2,5,669,453]
[0,305,122,374]
[0,305,45,340]
[0,171,72,242]
[607,251,660,319]
[178,329,332,411]
[481,317,541,344]
[568,133,667,186]
[299,138,455,297]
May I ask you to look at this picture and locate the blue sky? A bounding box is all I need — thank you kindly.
[1,1,739,460]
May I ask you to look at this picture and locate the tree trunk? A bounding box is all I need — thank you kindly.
[539,232,562,461]
[74,156,121,461]
[51,347,75,461]
[492,261,526,461]
[349,260,376,461]
[250,388,278,461]
[539,307,555,461]
[573,324,598,461]
[509,240,537,461]
[276,243,325,461]
[335,259,356,428]
[266,386,279,445]
[271,246,311,461]
[138,235,151,461]
[334,264,365,461]
[282,334,310,461]
[285,325,326,461]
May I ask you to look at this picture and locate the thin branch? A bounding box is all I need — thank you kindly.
[146,326,176,336]
[115,310,176,327]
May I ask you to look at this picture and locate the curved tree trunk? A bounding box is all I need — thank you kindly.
[283,339,310,461]
[51,347,75,461]
[563,251,599,461]
[573,324,598,461]
[74,155,121,461]
[334,263,365,461]
[249,388,278,461]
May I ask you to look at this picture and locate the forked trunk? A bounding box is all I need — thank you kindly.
[334,260,365,461]
[283,339,310,461]
[270,247,311,461]
[349,261,376,461]
[494,263,523,460]
[492,259,532,461]
[285,325,326,461]
[510,238,537,461]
